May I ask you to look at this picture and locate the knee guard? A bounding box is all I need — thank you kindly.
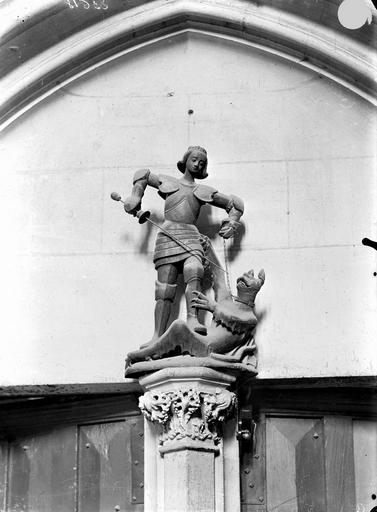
[183,257,204,284]
[155,280,177,301]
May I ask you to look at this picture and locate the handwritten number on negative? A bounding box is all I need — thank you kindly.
[65,0,108,9]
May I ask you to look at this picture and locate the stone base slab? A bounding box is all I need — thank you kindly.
[125,354,257,378]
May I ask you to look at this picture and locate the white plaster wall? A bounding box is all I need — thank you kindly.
[0,32,376,384]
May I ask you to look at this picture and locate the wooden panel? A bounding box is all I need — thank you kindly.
[0,382,142,397]
[78,416,144,512]
[353,419,377,512]
[240,413,266,509]
[0,395,140,438]
[266,417,326,512]
[78,421,126,512]
[324,416,356,512]
[7,426,77,512]
[295,421,326,511]
[239,379,377,417]
[0,440,9,510]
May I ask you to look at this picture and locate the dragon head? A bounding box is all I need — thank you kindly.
[236,269,265,307]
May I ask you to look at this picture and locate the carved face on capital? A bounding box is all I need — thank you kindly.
[185,150,208,178]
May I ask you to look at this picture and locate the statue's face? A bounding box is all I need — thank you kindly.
[185,150,207,177]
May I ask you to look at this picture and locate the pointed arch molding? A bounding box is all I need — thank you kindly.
[0,0,376,129]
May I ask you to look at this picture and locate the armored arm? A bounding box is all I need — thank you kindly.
[212,192,244,239]
[123,169,160,215]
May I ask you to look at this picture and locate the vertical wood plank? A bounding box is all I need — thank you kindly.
[7,426,77,512]
[78,426,101,512]
[0,441,9,511]
[7,441,30,512]
[295,419,326,511]
[353,419,377,512]
[266,418,299,512]
[78,421,126,512]
[78,416,144,512]
[266,417,326,512]
[324,416,356,512]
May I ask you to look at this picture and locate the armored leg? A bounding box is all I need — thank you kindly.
[183,256,207,335]
[140,263,179,348]
[145,280,177,345]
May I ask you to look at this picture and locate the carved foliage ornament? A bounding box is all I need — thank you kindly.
[139,388,236,444]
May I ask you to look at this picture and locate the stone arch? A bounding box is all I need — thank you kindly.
[0,0,375,129]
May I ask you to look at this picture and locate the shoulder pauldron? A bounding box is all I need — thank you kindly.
[158,174,180,195]
[133,168,151,184]
[193,184,218,203]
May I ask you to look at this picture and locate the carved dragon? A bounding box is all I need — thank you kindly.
[126,249,265,371]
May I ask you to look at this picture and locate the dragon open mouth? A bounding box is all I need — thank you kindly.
[237,275,251,288]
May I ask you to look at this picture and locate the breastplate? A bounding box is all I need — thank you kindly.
[164,184,201,224]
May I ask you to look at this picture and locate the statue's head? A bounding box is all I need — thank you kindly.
[177,146,208,179]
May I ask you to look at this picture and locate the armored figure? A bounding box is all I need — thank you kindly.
[123,146,244,341]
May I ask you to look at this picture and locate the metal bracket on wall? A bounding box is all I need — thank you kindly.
[237,408,256,449]
[237,417,255,445]
[239,409,266,508]
[362,238,377,276]
[130,417,144,505]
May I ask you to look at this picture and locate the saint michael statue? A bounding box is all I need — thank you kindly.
[123,146,244,342]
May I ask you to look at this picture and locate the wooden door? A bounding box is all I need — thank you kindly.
[241,414,377,512]
[1,416,144,512]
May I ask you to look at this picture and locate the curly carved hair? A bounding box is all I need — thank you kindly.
[177,146,208,179]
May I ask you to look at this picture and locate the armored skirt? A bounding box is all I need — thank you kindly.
[153,220,205,269]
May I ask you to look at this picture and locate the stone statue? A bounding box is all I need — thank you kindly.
[123,146,244,339]
[113,146,265,375]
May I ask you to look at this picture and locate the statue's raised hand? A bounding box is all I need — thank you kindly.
[191,290,216,313]
[123,195,141,216]
[218,219,240,239]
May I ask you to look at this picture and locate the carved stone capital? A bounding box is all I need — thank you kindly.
[139,387,236,446]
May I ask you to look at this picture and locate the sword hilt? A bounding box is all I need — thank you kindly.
[111,192,150,224]
[136,210,151,224]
